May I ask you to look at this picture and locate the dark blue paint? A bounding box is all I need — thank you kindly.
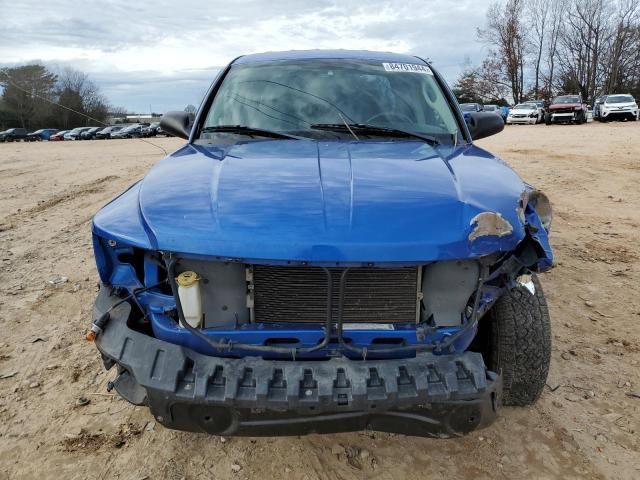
[93,141,529,264]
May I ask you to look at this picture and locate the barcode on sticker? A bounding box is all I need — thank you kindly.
[382,63,433,74]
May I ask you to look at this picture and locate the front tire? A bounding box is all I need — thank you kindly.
[484,275,551,406]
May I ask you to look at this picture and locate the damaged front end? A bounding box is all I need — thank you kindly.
[89,180,552,437]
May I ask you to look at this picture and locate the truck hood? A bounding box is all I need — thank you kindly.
[93,140,528,263]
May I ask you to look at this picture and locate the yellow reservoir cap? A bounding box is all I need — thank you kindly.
[176,271,200,287]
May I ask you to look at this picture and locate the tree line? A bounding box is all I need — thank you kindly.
[454,0,640,104]
[0,64,124,130]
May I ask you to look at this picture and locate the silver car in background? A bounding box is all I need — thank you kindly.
[506,103,541,125]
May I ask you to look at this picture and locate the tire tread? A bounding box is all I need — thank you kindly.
[488,275,551,406]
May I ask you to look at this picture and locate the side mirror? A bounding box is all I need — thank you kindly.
[160,111,192,139]
[468,112,504,141]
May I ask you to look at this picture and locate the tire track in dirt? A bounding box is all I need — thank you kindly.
[0,175,120,229]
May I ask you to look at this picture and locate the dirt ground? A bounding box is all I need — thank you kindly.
[0,122,639,480]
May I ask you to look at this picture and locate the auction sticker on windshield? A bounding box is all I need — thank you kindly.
[382,63,433,74]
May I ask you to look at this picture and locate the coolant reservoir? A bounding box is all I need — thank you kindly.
[176,271,202,328]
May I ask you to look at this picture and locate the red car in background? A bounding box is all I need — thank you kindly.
[49,130,68,141]
[545,94,588,125]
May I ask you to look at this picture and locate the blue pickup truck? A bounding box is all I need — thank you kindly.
[90,50,553,438]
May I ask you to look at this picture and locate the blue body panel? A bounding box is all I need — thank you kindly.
[91,51,554,359]
[93,141,529,264]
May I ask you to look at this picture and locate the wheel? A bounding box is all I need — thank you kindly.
[480,275,551,406]
[545,116,551,125]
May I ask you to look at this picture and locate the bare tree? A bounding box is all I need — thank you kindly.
[557,0,613,100]
[527,0,552,97]
[55,67,110,128]
[478,0,528,103]
[457,0,640,103]
[542,0,568,98]
[602,0,640,92]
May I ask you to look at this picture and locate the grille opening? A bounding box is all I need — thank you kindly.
[252,265,419,324]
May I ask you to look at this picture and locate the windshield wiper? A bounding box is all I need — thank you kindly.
[200,125,299,140]
[310,123,440,145]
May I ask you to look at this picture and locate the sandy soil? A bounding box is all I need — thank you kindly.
[0,123,639,480]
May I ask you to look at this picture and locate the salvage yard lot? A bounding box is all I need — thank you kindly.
[0,123,639,480]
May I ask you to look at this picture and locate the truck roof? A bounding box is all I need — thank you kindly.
[234,49,427,65]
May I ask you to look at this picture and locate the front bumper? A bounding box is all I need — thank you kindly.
[506,116,536,124]
[549,112,579,122]
[93,288,501,437]
[602,109,638,119]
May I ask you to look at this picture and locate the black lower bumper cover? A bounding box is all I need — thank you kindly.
[94,287,501,437]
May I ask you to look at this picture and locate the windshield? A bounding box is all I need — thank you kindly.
[483,105,497,111]
[201,59,462,144]
[606,95,634,104]
[552,96,580,104]
[514,103,535,110]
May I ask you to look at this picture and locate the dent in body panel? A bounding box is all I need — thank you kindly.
[468,212,514,241]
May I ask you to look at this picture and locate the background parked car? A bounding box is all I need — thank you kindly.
[459,103,483,113]
[0,128,29,142]
[25,128,58,141]
[111,124,144,139]
[593,96,607,121]
[80,127,102,140]
[529,100,547,123]
[49,130,68,141]
[95,126,123,139]
[546,94,588,124]
[482,105,505,123]
[506,103,541,124]
[598,94,638,122]
[142,122,161,137]
[459,103,484,124]
[64,127,92,140]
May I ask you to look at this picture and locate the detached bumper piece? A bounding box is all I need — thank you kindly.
[94,293,501,437]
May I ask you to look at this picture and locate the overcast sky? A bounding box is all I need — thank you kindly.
[0,0,493,113]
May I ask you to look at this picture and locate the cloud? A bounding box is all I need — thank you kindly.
[0,0,493,112]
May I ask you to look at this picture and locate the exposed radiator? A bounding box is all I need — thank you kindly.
[251,265,419,324]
